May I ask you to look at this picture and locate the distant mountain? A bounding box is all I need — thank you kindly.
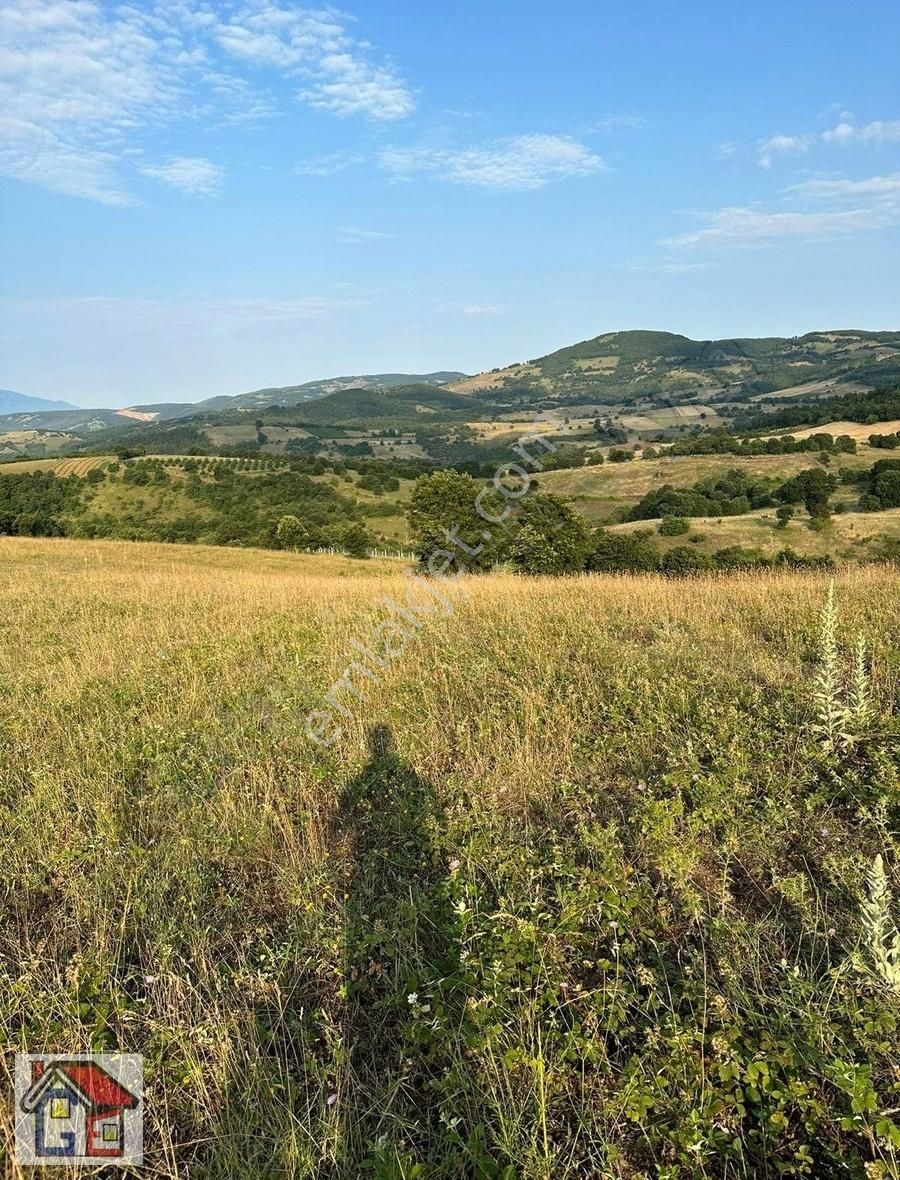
[0,389,78,414]
[0,372,468,432]
[128,371,468,421]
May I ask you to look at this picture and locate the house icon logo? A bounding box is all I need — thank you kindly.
[15,1054,143,1167]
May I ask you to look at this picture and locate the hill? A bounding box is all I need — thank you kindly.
[2,329,899,467]
[2,536,898,1176]
[450,328,900,407]
[0,372,467,433]
[0,388,77,413]
[185,370,466,416]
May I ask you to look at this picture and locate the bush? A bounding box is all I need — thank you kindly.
[275,515,310,551]
[660,546,714,575]
[658,516,689,536]
[713,545,770,570]
[587,530,661,573]
[775,504,795,529]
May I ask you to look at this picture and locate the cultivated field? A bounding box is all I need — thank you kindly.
[0,455,109,477]
[0,538,898,1178]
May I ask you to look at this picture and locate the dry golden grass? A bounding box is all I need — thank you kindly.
[539,451,875,521]
[610,505,900,558]
[1,537,898,1177]
[765,419,900,442]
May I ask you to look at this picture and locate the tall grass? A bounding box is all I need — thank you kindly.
[0,538,898,1178]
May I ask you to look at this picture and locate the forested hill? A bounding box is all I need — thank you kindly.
[447,328,900,406]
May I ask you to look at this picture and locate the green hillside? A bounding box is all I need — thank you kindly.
[2,329,900,468]
[453,328,900,408]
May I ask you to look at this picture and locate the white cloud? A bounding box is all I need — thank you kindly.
[714,141,742,160]
[671,162,900,250]
[0,0,413,203]
[589,115,647,133]
[142,156,225,195]
[436,302,513,317]
[758,133,813,168]
[296,150,366,176]
[335,225,396,243]
[622,260,716,274]
[788,172,900,204]
[757,117,900,165]
[822,119,900,145]
[216,4,414,121]
[379,135,605,191]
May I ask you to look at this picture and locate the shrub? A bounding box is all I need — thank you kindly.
[659,515,689,536]
[587,530,661,573]
[660,545,714,574]
[775,504,795,528]
[275,514,310,551]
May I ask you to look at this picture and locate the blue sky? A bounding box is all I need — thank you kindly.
[1,0,899,408]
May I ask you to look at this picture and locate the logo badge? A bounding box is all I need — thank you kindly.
[15,1054,143,1167]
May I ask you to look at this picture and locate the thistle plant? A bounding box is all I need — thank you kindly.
[861,855,900,994]
[813,582,872,752]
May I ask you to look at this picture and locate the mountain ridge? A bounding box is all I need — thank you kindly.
[0,389,78,414]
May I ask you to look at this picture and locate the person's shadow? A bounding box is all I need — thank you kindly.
[329,725,464,1175]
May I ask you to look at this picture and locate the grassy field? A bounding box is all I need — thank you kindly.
[609,506,900,561]
[540,451,876,523]
[0,537,898,1178]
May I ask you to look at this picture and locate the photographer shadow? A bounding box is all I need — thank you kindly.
[329,725,464,1174]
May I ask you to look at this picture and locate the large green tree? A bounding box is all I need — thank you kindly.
[507,492,591,575]
[406,471,501,572]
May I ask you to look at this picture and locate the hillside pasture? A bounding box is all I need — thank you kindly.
[0,538,897,1178]
[609,505,900,560]
[539,450,872,522]
[766,419,900,442]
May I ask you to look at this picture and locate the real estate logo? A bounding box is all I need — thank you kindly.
[15,1054,143,1167]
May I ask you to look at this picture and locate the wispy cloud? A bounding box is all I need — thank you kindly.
[673,143,900,251]
[1,293,371,334]
[787,172,900,203]
[758,133,814,169]
[142,156,225,196]
[0,0,413,204]
[379,135,605,191]
[335,225,396,244]
[622,260,716,274]
[757,117,900,166]
[666,205,890,248]
[821,119,900,145]
[216,4,414,120]
[436,302,513,317]
[589,115,648,133]
[296,150,367,176]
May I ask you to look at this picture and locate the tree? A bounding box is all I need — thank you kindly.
[586,530,661,573]
[334,522,371,558]
[406,471,498,571]
[659,516,689,536]
[775,504,795,529]
[776,468,838,520]
[508,493,590,575]
[660,546,714,575]
[275,515,310,550]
